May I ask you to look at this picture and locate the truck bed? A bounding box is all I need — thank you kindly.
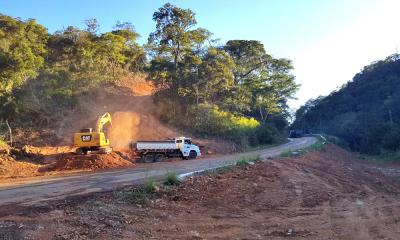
[133,141,177,151]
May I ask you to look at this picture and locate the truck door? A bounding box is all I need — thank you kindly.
[176,139,183,151]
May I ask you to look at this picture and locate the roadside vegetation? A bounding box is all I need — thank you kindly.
[236,155,262,166]
[0,3,298,149]
[144,179,160,193]
[164,171,180,185]
[118,172,180,206]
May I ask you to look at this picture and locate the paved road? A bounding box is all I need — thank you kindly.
[0,137,317,206]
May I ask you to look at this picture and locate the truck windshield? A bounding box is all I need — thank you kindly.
[184,139,192,145]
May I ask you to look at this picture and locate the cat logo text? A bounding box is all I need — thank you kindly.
[81,135,92,142]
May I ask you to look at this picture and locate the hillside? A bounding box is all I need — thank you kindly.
[0,76,241,180]
[292,54,400,155]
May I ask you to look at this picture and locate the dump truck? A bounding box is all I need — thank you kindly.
[289,130,303,138]
[129,137,202,163]
[74,113,113,155]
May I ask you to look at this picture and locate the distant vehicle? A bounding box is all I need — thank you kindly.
[129,137,202,163]
[289,130,303,138]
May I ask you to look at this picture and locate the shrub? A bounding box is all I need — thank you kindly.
[204,164,235,174]
[236,157,249,166]
[280,150,294,157]
[165,172,180,185]
[308,142,325,151]
[236,155,262,166]
[323,134,350,150]
[144,179,159,192]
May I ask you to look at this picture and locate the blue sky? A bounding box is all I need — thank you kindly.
[2,0,400,109]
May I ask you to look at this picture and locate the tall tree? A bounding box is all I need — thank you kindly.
[224,40,299,123]
[112,21,146,72]
[147,2,212,103]
[148,3,211,69]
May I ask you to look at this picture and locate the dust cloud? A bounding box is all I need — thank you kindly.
[108,111,141,149]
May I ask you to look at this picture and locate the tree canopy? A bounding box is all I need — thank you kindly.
[147,4,298,146]
[1,4,298,148]
[0,14,47,97]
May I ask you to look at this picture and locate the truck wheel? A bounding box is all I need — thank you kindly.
[155,154,165,162]
[189,151,197,159]
[143,154,155,163]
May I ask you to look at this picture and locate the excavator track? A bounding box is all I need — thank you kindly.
[99,147,113,154]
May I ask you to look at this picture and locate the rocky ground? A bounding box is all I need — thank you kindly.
[1,144,399,240]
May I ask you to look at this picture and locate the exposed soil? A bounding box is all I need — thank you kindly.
[1,144,400,240]
[1,75,241,180]
[0,155,44,179]
[51,152,135,171]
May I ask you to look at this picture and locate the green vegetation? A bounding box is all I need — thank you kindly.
[1,4,298,148]
[147,4,299,147]
[165,171,180,185]
[307,142,325,151]
[236,155,262,166]
[363,150,400,163]
[292,54,400,156]
[144,179,159,193]
[280,136,325,157]
[280,150,294,157]
[116,189,151,206]
[322,134,350,150]
[0,14,145,125]
[203,163,236,174]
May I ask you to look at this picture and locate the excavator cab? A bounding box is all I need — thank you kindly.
[74,113,113,155]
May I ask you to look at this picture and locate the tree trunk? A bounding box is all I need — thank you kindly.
[195,85,199,105]
[259,105,268,126]
[6,119,12,147]
[112,60,115,81]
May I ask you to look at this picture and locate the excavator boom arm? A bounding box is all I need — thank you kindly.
[95,112,113,132]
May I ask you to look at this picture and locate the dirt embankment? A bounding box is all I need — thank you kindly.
[1,75,240,180]
[2,144,400,240]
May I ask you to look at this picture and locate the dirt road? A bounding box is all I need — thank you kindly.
[0,137,317,206]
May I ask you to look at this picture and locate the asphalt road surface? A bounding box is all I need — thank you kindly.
[0,137,317,207]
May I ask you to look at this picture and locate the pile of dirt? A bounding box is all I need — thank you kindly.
[0,143,11,154]
[0,154,44,179]
[21,145,73,157]
[51,152,135,171]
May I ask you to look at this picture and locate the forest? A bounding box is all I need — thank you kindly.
[0,3,299,147]
[291,54,400,155]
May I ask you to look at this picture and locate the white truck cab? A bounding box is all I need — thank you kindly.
[175,137,201,158]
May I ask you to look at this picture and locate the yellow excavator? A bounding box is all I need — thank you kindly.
[73,112,113,155]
